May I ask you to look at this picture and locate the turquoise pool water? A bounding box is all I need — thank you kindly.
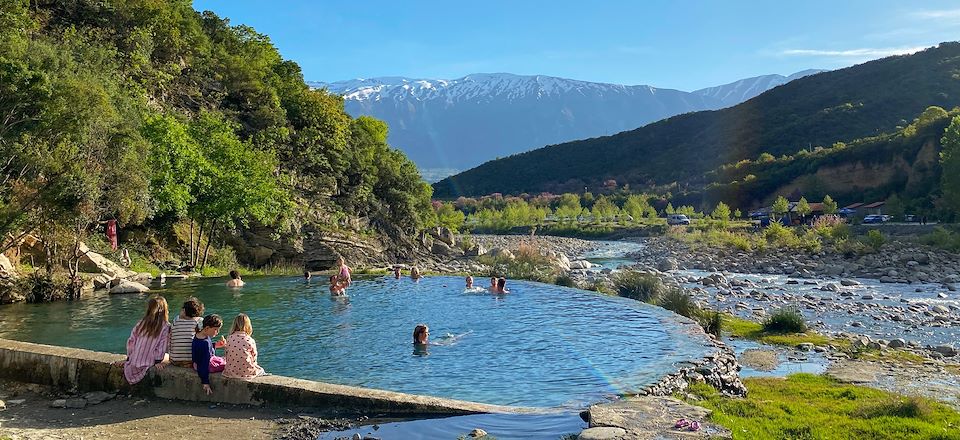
[0,276,711,408]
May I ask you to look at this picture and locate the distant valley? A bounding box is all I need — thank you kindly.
[310,70,824,181]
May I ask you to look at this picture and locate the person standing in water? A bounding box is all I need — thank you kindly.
[488,276,498,292]
[413,324,429,345]
[496,277,510,294]
[465,276,474,289]
[226,270,244,288]
[303,271,311,282]
[336,257,351,287]
[410,266,422,280]
[393,266,402,279]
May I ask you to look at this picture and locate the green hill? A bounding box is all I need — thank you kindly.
[434,42,960,199]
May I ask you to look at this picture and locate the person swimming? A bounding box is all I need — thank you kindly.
[410,266,422,280]
[393,266,402,279]
[413,324,429,345]
[303,271,311,282]
[463,275,486,293]
[495,277,510,294]
[488,276,497,292]
[226,270,244,288]
[465,276,474,289]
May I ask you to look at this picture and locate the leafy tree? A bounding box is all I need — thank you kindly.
[758,152,776,163]
[942,116,960,216]
[435,202,465,232]
[796,197,811,218]
[555,193,582,223]
[665,203,675,215]
[733,209,742,219]
[885,193,905,219]
[772,196,790,219]
[822,195,838,215]
[712,202,731,222]
[591,195,618,223]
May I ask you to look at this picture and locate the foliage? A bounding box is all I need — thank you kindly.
[795,197,811,217]
[920,226,960,252]
[942,115,960,216]
[433,202,466,232]
[763,308,808,333]
[553,273,576,288]
[657,287,697,319]
[711,201,731,222]
[772,195,790,218]
[478,243,558,283]
[0,1,434,275]
[612,271,667,303]
[822,194,838,214]
[686,374,960,440]
[723,314,835,347]
[865,229,886,250]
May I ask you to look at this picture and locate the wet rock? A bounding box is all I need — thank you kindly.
[840,279,861,287]
[569,260,593,270]
[0,400,5,411]
[83,391,115,405]
[468,428,488,438]
[821,283,840,292]
[65,398,86,409]
[931,305,950,315]
[50,399,66,408]
[109,280,150,294]
[932,345,957,357]
[797,343,815,351]
[92,273,114,289]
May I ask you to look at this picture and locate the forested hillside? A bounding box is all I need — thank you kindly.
[434,43,960,198]
[0,0,433,273]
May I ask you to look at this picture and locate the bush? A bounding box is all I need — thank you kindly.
[920,226,960,252]
[857,397,932,420]
[20,271,71,303]
[697,310,723,338]
[763,308,807,333]
[864,229,886,250]
[478,243,559,283]
[835,238,871,257]
[658,287,697,318]
[612,271,667,303]
[554,273,576,288]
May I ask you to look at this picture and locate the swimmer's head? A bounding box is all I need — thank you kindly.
[465,276,473,287]
[413,324,429,344]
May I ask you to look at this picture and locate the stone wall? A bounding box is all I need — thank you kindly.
[0,338,513,417]
[641,323,746,398]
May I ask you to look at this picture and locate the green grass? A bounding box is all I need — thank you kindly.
[686,374,960,439]
[724,314,837,347]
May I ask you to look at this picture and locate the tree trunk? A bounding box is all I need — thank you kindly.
[200,221,216,270]
[189,219,195,267]
[194,221,205,267]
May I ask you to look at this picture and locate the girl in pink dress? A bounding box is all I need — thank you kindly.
[120,296,171,384]
[222,313,266,379]
[336,256,351,287]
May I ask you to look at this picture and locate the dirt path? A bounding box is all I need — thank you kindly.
[0,381,281,440]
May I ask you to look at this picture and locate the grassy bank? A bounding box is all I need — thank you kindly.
[686,374,960,439]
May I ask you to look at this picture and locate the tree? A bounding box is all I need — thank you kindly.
[822,195,838,215]
[758,152,776,163]
[733,209,742,219]
[665,203,675,215]
[711,202,731,222]
[622,194,650,222]
[555,193,582,223]
[591,196,617,223]
[942,116,960,217]
[436,202,465,232]
[885,193,905,219]
[772,195,790,222]
[796,197,811,218]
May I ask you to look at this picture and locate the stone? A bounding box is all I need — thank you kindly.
[657,258,678,272]
[76,243,136,278]
[797,343,815,351]
[486,248,514,260]
[888,338,906,349]
[577,427,627,440]
[83,391,115,405]
[933,345,957,357]
[109,280,150,294]
[92,273,114,289]
[51,399,67,408]
[0,400,5,411]
[569,260,592,270]
[821,283,841,292]
[468,428,488,438]
[351,433,362,440]
[931,305,950,315]
[0,254,17,279]
[430,240,453,256]
[840,279,860,287]
[438,227,456,247]
[463,243,487,257]
[65,398,87,409]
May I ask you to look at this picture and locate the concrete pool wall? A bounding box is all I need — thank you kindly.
[0,338,515,417]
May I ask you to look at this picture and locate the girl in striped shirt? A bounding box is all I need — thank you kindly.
[119,296,171,384]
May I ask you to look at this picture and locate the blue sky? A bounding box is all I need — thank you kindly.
[192,0,960,91]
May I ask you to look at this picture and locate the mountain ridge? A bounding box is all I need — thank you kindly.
[310,70,824,180]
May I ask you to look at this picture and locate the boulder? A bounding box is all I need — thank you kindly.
[887,338,906,349]
[578,427,627,440]
[657,258,678,272]
[438,227,456,246]
[463,243,487,257]
[933,345,957,357]
[840,279,860,287]
[77,243,135,278]
[92,273,114,289]
[931,305,950,315]
[486,248,514,260]
[468,428,488,438]
[83,391,116,405]
[109,280,150,294]
[0,254,17,279]
[569,260,592,270]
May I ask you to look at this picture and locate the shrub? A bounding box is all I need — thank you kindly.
[612,271,667,303]
[864,229,886,251]
[763,308,807,333]
[763,222,799,247]
[920,226,960,252]
[835,238,871,257]
[658,287,697,318]
[479,243,559,283]
[856,397,932,420]
[697,310,723,338]
[554,274,576,288]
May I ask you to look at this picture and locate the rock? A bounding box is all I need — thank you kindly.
[840,279,860,287]
[821,283,841,292]
[51,399,67,408]
[657,258,678,272]
[888,338,906,349]
[430,240,453,256]
[438,227,456,246]
[65,398,87,409]
[463,243,487,257]
[486,248,514,260]
[577,427,627,440]
[861,294,874,300]
[77,243,136,278]
[797,343,815,351]
[83,391,115,405]
[0,254,17,279]
[850,321,864,328]
[933,345,957,357]
[351,433,362,440]
[0,400,5,411]
[92,273,114,289]
[931,305,950,315]
[569,260,593,270]
[468,428,488,438]
[109,280,150,294]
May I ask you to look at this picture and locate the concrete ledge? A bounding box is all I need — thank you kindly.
[0,338,516,417]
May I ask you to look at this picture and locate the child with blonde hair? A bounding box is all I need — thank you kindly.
[223,313,266,379]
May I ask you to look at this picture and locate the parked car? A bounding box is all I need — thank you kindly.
[862,214,889,224]
[667,214,691,225]
[904,214,918,222]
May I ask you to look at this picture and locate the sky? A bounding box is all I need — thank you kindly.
[191,0,960,91]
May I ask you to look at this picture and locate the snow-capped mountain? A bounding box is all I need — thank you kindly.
[693,69,828,107]
[310,71,822,181]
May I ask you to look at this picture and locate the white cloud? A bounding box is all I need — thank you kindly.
[912,9,960,19]
[779,46,927,57]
